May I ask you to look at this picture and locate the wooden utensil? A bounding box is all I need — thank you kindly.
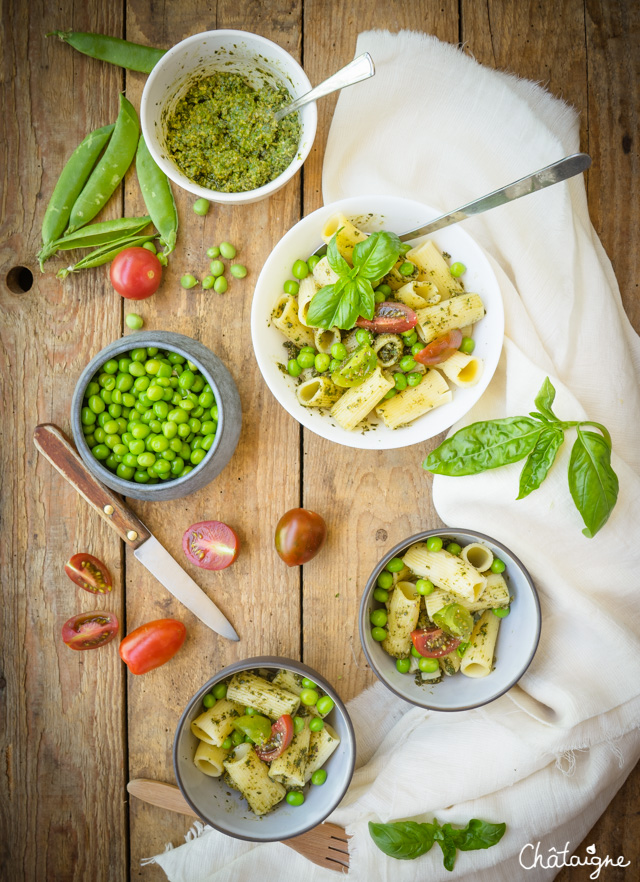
[127,779,350,873]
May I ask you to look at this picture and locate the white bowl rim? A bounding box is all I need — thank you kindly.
[140,29,317,204]
[358,528,541,711]
[250,194,504,449]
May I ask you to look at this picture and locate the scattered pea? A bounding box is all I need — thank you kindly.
[142,241,157,254]
[416,579,434,596]
[230,264,247,279]
[293,716,305,735]
[396,657,411,673]
[287,358,302,377]
[450,261,466,277]
[311,769,327,786]
[316,696,334,715]
[459,336,475,354]
[491,558,506,573]
[370,609,388,627]
[214,276,228,294]
[212,682,228,699]
[411,343,424,357]
[374,290,385,303]
[411,645,422,658]
[301,678,317,689]
[426,536,443,552]
[406,372,422,387]
[292,259,309,279]
[202,275,215,289]
[493,607,510,617]
[300,688,319,706]
[399,355,417,372]
[355,328,372,346]
[383,388,397,399]
[206,246,220,259]
[375,283,392,297]
[314,353,330,372]
[377,571,393,589]
[157,253,168,267]
[385,557,404,573]
[283,279,299,296]
[181,274,198,289]
[125,313,144,330]
[219,241,236,259]
[222,737,233,750]
[286,791,304,806]
[210,259,225,277]
[418,657,439,673]
[297,350,316,369]
[394,373,408,391]
[202,693,215,708]
[331,342,347,361]
[373,587,389,603]
[446,542,462,556]
[231,730,244,746]
[193,198,210,216]
[309,717,324,732]
[307,255,320,272]
[399,261,415,275]
[371,626,388,642]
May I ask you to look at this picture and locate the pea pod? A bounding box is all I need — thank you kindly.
[47,30,165,73]
[136,135,178,255]
[51,216,152,251]
[56,233,155,279]
[67,94,139,234]
[38,123,114,269]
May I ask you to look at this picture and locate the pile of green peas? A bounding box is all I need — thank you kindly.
[181,238,247,294]
[80,346,218,484]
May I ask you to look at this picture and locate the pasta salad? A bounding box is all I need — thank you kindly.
[191,668,340,815]
[270,212,486,432]
[369,537,512,685]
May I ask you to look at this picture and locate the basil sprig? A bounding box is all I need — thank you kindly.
[306,229,402,330]
[368,817,506,871]
[423,377,619,537]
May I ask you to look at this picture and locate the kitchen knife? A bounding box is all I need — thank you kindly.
[33,424,239,641]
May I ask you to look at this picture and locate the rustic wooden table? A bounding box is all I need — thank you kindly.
[1,1,638,880]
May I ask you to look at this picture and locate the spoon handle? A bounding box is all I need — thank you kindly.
[274,53,375,122]
[399,152,591,240]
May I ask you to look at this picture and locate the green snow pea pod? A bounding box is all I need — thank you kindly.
[56,233,155,278]
[67,94,139,233]
[47,30,166,73]
[38,123,115,269]
[51,216,152,250]
[136,134,178,255]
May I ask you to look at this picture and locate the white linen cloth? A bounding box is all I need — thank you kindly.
[148,31,640,881]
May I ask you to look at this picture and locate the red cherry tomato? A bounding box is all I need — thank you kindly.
[119,618,186,675]
[182,521,240,570]
[64,553,112,594]
[275,508,327,566]
[62,612,119,651]
[110,247,162,300]
[414,330,463,366]
[255,714,294,762]
[411,627,461,658]
[356,302,417,334]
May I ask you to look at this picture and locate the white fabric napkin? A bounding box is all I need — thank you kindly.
[148,31,640,881]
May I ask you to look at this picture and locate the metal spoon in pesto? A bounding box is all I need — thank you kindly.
[273,52,375,122]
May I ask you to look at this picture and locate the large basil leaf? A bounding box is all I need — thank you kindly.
[356,276,375,320]
[423,417,544,476]
[326,232,349,275]
[352,231,402,280]
[306,278,354,329]
[568,428,619,537]
[436,838,458,872]
[368,821,436,861]
[534,377,558,420]
[442,819,507,852]
[517,425,564,499]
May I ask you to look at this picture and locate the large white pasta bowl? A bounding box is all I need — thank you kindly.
[250,195,504,448]
[359,529,541,711]
[173,657,355,842]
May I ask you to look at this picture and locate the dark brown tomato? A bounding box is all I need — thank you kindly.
[275,508,327,566]
[65,553,113,594]
[355,302,417,334]
[414,330,463,366]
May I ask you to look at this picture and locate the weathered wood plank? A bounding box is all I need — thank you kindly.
[123,1,303,874]
[0,1,128,880]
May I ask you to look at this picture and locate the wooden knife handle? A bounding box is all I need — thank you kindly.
[127,779,199,817]
[33,424,150,549]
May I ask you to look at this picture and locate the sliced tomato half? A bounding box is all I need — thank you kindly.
[182,521,240,570]
[414,330,463,366]
[62,612,119,651]
[65,553,113,594]
[355,302,417,334]
[255,714,294,762]
[411,627,461,658]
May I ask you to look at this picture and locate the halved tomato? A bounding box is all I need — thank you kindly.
[414,330,463,366]
[62,612,119,651]
[255,714,294,762]
[356,302,417,334]
[411,627,461,658]
[65,553,112,594]
[182,521,240,570]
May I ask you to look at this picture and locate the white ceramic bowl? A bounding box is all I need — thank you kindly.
[251,195,504,449]
[141,30,317,205]
[359,530,541,711]
[173,657,356,842]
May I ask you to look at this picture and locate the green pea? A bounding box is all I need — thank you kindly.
[446,542,462,556]
[122,453,138,468]
[129,361,146,378]
[212,683,228,700]
[86,381,100,397]
[112,443,127,456]
[88,394,105,414]
[355,328,372,345]
[133,470,150,483]
[231,730,244,746]
[99,375,115,391]
[199,391,215,408]
[122,393,135,408]
[307,254,320,272]
[244,707,257,716]
[329,358,341,372]
[92,444,109,460]
[385,557,404,573]
[376,571,393,590]
[105,453,119,470]
[374,290,385,303]
[206,246,220,259]
[157,253,168,267]
[491,558,506,573]
[178,370,195,390]
[177,423,191,439]
[396,657,411,673]
[316,696,334,715]
[201,275,215,289]
[214,276,228,294]
[103,359,118,375]
[190,448,207,465]
[311,768,327,786]
[292,259,309,279]
[373,587,389,603]
[81,407,96,425]
[406,372,422,387]
[375,283,392,297]
[394,373,407,391]
[331,342,347,361]
[209,259,224,277]
[293,716,305,735]
[399,261,415,275]
[94,428,106,443]
[167,352,185,364]
[301,678,317,689]
[180,274,198,289]
[426,536,443,552]
[416,579,434,596]
[411,645,421,658]
[300,346,315,354]
[288,359,302,377]
[383,388,397,399]
[283,280,299,296]
[314,353,331,372]
[85,434,97,448]
[296,350,315,369]
[459,336,475,354]
[219,241,236,259]
[370,609,388,627]
[450,261,466,277]
[371,626,388,642]
[99,388,113,404]
[153,459,171,475]
[419,657,439,673]
[300,689,319,706]
[309,717,324,732]
[150,435,169,453]
[137,452,156,468]
[230,264,247,279]
[146,385,164,402]
[103,419,119,435]
[399,355,417,372]
[493,607,510,618]
[411,343,424,357]
[286,791,304,807]
[142,241,157,254]
[170,457,185,475]
[193,197,209,216]
[130,348,147,362]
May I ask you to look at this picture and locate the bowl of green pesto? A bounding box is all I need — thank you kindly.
[141,31,317,204]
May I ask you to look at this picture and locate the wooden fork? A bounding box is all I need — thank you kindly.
[127,779,350,873]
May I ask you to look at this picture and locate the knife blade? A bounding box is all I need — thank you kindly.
[33,424,239,641]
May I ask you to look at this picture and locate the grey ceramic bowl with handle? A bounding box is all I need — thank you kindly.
[173,656,356,842]
[359,529,541,711]
[71,331,241,501]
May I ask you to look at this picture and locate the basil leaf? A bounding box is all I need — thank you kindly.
[352,231,402,280]
[423,417,544,476]
[442,819,507,852]
[356,276,375,320]
[368,821,436,861]
[326,231,349,275]
[517,425,564,499]
[568,428,619,537]
[333,280,360,329]
[534,377,558,420]
[436,838,458,872]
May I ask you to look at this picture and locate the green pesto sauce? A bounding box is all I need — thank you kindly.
[165,71,301,193]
